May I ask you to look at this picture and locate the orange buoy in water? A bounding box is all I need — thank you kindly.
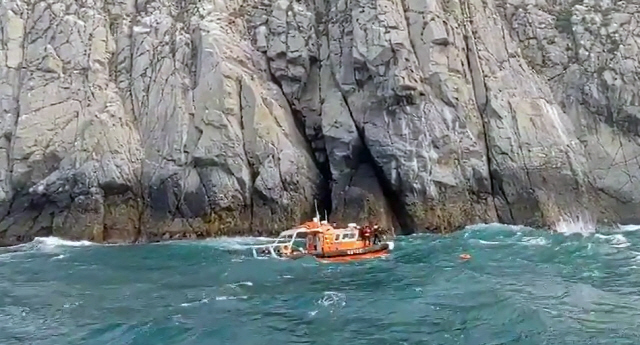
[459,253,471,260]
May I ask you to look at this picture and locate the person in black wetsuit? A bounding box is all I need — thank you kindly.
[373,224,381,245]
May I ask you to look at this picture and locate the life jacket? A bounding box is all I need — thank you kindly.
[363,226,372,237]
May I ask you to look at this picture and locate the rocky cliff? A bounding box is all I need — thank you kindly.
[0,0,638,244]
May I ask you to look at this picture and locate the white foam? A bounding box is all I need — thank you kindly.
[228,281,253,288]
[63,301,81,308]
[475,239,502,245]
[521,237,550,246]
[615,224,640,232]
[194,236,274,251]
[32,237,95,248]
[316,291,346,307]
[595,233,630,248]
[2,236,97,256]
[180,298,210,307]
[215,295,247,301]
[465,223,530,232]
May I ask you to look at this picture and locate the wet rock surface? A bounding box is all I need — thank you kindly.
[0,0,638,243]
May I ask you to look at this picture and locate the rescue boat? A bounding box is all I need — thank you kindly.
[247,217,394,263]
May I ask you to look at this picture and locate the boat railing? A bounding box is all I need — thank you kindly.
[246,230,308,258]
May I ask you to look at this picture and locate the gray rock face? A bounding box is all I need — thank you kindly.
[0,0,638,243]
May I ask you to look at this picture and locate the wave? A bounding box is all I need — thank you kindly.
[0,236,95,256]
[464,223,533,232]
[3,214,639,261]
[458,214,640,252]
[160,236,273,251]
[614,224,640,232]
[0,237,96,262]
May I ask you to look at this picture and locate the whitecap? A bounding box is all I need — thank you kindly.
[63,301,81,308]
[160,236,274,251]
[316,291,346,307]
[612,243,631,248]
[520,237,550,246]
[5,237,86,253]
[215,295,248,301]
[202,236,274,250]
[33,237,95,247]
[1,237,96,257]
[228,281,253,288]
[615,224,640,232]
[595,234,630,248]
[475,239,502,245]
[180,298,210,307]
[595,233,627,242]
[464,222,531,232]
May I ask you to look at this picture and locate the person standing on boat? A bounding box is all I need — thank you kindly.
[362,225,372,246]
[373,224,381,245]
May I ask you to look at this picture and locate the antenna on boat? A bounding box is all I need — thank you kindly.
[314,199,320,221]
[324,209,328,222]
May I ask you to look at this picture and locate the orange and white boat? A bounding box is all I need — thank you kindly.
[248,216,394,263]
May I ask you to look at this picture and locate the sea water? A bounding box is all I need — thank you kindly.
[1,221,640,344]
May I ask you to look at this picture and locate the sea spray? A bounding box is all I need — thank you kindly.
[552,212,597,235]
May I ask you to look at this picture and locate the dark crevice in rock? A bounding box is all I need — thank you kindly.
[0,190,18,224]
[133,191,144,243]
[238,78,256,228]
[265,64,332,217]
[339,93,412,234]
[100,181,132,197]
[133,159,147,243]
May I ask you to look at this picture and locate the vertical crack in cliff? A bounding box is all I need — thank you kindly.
[317,0,411,232]
[337,90,412,233]
[123,5,145,242]
[256,0,333,216]
[265,64,332,217]
[238,78,255,229]
[7,7,29,191]
[461,0,509,222]
[307,59,333,216]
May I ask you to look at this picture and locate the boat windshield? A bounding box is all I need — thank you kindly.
[274,229,307,244]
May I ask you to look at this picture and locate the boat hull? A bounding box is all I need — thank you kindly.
[315,249,389,263]
[284,242,392,262]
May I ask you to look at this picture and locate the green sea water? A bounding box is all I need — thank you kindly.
[2,222,640,344]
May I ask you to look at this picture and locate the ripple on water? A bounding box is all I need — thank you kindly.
[2,226,640,344]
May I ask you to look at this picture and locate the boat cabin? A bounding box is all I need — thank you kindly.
[249,220,374,259]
